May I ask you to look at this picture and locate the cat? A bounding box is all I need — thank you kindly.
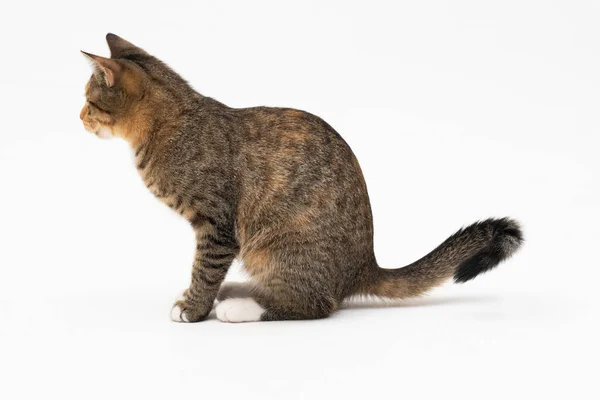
[80,34,523,323]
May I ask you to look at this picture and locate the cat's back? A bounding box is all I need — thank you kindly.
[228,106,352,160]
[228,105,370,218]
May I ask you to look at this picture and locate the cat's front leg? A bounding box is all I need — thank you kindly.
[171,225,237,322]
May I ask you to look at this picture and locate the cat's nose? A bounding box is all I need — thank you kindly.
[79,106,87,120]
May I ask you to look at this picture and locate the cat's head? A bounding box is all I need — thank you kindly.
[80,34,149,142]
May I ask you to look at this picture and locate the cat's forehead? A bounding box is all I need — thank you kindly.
[84,77,102,102]
[84,75,100,93]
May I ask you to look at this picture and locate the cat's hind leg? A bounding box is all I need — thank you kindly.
[216,281,255,302]
[215,276,338,323]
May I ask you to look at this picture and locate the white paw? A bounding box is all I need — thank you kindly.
[170,304,190,322]
[215,298,265,323]
[171,291,189,322]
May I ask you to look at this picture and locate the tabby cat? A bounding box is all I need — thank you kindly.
[80,34,523,323]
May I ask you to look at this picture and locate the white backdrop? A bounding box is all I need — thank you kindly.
[0,1,598,399]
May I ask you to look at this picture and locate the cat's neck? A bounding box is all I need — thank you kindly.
[120,91,220,151]
[114,111,152,148]
[116,92,194,149]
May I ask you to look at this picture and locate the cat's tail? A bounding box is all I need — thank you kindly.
[356,218,523,299]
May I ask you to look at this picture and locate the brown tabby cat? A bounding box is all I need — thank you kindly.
[80,34,523,323]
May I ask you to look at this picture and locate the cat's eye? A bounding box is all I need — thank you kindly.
[88,101,109,113]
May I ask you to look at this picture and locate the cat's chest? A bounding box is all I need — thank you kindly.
[135,156,196,219]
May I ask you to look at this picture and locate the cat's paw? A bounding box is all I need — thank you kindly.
[215,298,265,323]
[171,303,189,322]
[170,290,205,323]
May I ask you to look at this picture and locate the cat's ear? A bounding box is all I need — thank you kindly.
[106,33,144,58]
[81,51,122,87]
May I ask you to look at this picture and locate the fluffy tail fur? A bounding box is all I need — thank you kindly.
[358,218,523,299]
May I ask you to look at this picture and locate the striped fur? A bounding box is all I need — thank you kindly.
[80,34,524,323]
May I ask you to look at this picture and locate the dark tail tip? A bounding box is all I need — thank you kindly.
[454,218,524,283]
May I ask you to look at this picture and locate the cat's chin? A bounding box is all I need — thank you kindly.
[82,123,113,139]
[95,126,114,139]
